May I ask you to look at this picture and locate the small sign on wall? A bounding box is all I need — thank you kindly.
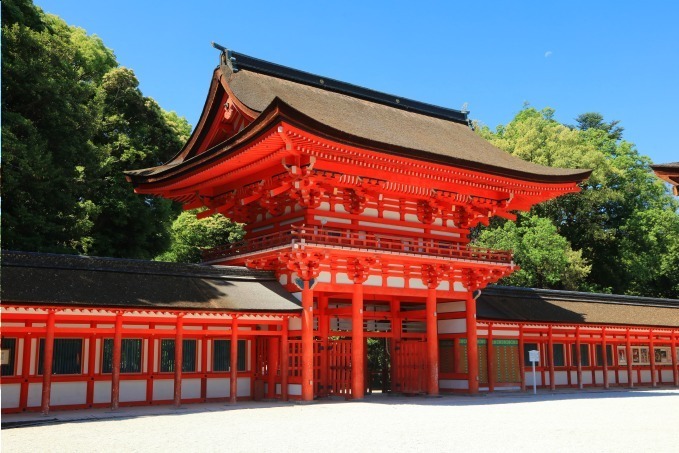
[0,349,10,365]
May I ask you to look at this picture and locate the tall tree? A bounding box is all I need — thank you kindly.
[475,107,679,298]
[2,0,190,258]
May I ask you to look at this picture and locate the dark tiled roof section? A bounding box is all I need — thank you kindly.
[651,162,679,169]
[1,251,301,312]
[478,285,679,328]
[222,55,590,182]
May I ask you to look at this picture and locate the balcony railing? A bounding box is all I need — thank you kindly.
[202,225,513,264]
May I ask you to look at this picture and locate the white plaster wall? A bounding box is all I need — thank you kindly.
[438,301,465,313]
[153,379,174,400]
[279,274,288,285]
[640,370,652,383]
[276,383,281,395]
[206,378,229,398]
[582,372,593,385]
[409,278,426,290]
[1,383,21,408]
[363,208,379,218]
[119,381,146,402]
[525,372,544,386]
[594,370,604,384]
[27,383,42,407]
[440,379,468,390]
[555,371,569,386]
[51,382,87,406]
[618,372,629,385]
[387,277,405,288]
[181,378,201,399]
[317,271,332,283]
[404,214,418,223]
[29,339,37,375]
[359,221,422,233]
[661,370,674,382]
[453,282,467,292]
[382,210,400,221]
[237,377,251,397]
[364,275,382,287]
[336,273,352,285]
[438,318,466,334]
[94,381,111,404]
[607,371,617,384]
[289,317,302,331]
[16,338,24,375]
[288,384,302,396]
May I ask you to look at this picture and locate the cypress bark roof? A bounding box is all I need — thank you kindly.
[125,49,591,185]
[478,285,679,328]
[0,251,301,313]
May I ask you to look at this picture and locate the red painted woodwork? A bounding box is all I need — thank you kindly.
[230,317,239,403]
[111,312,123,410]
[352,282,365,400]
[41,310,55,415]
[328,340,352,396]
[426,286,439,396]
[174,315,184,407]
[466,296,479,393]
[393,340,427,394]
[301,282,314,401]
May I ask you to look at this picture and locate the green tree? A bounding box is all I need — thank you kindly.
[476,107,679,297]
[475,215,591,290]
[157,211,245,263]
[2,0,190,258]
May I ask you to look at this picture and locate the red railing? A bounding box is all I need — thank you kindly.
[202,225,513,264]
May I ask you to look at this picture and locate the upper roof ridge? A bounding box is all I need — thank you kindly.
[214,44,469,125]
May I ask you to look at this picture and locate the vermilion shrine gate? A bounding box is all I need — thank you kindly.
[125,47,590,401]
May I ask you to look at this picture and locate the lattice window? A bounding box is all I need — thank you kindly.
[212,339,247,372]
[160,339,197,373]
[102,339,142,374]
[38,339,82,375]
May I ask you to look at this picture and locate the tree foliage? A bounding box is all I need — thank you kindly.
[475,107,679,297]
[2,0,190,258]
[156,211,245,264]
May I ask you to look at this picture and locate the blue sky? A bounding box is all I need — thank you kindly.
[36,0,678,165]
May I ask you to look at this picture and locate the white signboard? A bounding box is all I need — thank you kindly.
[529,350,540,363]
[0,349,10,365]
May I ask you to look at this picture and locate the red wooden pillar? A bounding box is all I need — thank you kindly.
[487,323,495,393]
[352,282,365,399]
[465,294,479,394]
[146,330,155,404]
[301,280,314,401]
[649,329,657,388]
[41,310,56,415]
[518,325,526,392]
[426,286,439,396]
[548,325,555,391]
[390,298,401,393]
[267,325,280,399]
[200,333,208,401]
[230,317,239,404]
[671,331,678,387]
[86,325,96,408]
[575,326,583,390]
[281,317,289,401]
[19,329,32,410]
[601,327,609,389]
[111,311,123,410]
[318,295,329,398]
[626,329,634,388]
[174,314,184,407]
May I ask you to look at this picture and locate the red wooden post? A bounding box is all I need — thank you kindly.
[391,298,401,393]
[41,310,56,415]
[671,331,678,387]
[301,280,314,401]
[173,314,184,408]
[487,323,495,393]
[518,324,526,392]
[548,325,555,391]
[601,327,609,389]
[146,332,155,404]
[267,326,279,399]
[649,329,657,388]
[466,294,479,394]
[626,329,634,388]
[200,334,208,401]
[426,286,439,396]
[86,326,97,408]
[111,311,123,410]
[230,317,239,403]
[352,281,365,399]
[318,295,329,398]
[19,330,32,410]
[281,317,289,401]
[576,326,583,390]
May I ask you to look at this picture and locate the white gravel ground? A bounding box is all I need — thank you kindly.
[2,389,678,453]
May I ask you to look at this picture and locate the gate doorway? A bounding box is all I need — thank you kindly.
[392,339,427,394]
[367,338,390,393]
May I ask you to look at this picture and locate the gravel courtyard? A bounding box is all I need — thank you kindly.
[2,389,678,453]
